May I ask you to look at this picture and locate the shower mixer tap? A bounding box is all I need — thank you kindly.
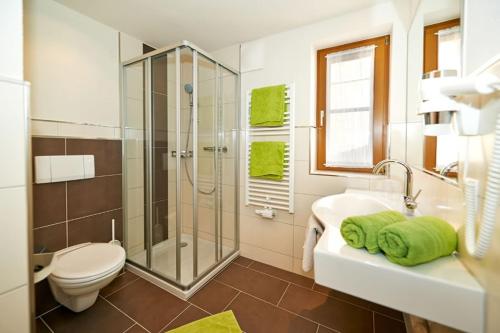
[171,150,193,158]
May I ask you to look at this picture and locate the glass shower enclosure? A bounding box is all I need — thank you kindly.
[121,41,239,296]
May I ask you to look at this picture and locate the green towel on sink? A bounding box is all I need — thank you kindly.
[250,141,285,180]
[378,216,457,266]
[250,84,286,127]
[341,210,407,254]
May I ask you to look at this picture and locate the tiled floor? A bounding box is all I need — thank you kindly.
[36,256,406,333]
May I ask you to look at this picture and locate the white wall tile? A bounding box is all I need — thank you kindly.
[0,286,30,333]
[240,215,293,256]
[25,0,120,127]
[0,187,28,294]
[0,0,23,80]
[31,120,58,136]
[0,81,26,188]
[294,127,310,161]
[294,193,321,227]
[240,242,293,271]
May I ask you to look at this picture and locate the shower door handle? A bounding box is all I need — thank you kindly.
[202,146,228,153]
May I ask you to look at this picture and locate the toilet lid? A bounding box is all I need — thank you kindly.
[52,243,125,280]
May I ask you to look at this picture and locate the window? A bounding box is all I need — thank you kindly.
[316,35,390,172]
[423,19,460,176]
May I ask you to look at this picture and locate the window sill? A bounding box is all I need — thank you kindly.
[309,166,387,179]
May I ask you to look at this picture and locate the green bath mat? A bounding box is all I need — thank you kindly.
[166,310,242,333]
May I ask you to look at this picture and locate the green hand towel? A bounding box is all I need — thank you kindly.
[250,84,286,127]
[166,310,242,333]
[341,210,407,254]
[250,141,285,180]
[378,216,457,266]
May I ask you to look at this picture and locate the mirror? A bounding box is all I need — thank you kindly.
[406,0,462,184]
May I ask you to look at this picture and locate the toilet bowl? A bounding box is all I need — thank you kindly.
[48,242,126,312]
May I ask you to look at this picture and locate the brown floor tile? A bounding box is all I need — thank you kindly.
[374,313,406,333]
[317,326,337,333]
[67,175,122,219]
[36,319,52,333]
[101,270,140,297]
[34,222,67,253]
[125,324,149,333]
[107,278,188,333]
[227,293,317,333]
[164,305,210,331]
[249,261,314,288]
[189,280,239,314]
[233,256,253,267]
[66,138,122,176]
[35,279,59,316]
[215,263,288,305]
[67,209,123,246]
[33,182,67,228]
[313,283,404,321]
[42,298,134,333]
[280,284,373,333]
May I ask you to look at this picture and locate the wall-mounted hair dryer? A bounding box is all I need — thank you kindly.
[424,55,500,259]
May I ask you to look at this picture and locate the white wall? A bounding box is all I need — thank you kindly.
[214,1,409,275]
[462,0,500,75]
[0,0,31,332]
[25,0,144,139]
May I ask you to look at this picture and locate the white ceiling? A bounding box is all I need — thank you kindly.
[54,0,388,51]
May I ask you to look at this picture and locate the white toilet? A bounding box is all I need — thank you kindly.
[48,242,126,312]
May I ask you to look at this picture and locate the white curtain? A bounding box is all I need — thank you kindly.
[437,26,461,75]
[436,25,461,170]
[325,45,376,168]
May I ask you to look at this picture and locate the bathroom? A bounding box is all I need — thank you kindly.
[1,0,500,332]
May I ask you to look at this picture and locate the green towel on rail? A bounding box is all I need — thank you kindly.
[250,141,285,180]
[166,310,242,333]
[250,84,286,126]
[340,210,407,254]
[378,216,457,266]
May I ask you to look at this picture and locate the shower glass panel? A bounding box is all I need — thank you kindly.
[123,60,146,262]
[122,43,239,292]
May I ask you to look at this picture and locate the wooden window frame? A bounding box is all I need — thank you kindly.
[316,35,390,173]
[423,19,460,177]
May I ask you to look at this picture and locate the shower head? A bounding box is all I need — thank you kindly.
[184,83,193,94]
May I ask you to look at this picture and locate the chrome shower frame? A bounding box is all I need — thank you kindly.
[120,41,240,299]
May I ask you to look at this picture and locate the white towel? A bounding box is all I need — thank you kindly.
[302,215,324,272]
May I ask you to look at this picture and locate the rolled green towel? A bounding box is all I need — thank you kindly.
[340,210,407,254]
[378,216,457,266]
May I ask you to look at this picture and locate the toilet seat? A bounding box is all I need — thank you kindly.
[51,243,126,285]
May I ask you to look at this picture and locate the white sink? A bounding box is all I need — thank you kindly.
[312,190,484,333]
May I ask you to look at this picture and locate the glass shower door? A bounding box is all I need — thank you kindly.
[122,43,239,292]
[123,60,147,268]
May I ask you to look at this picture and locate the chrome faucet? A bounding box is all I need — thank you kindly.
[440,161,458,177]
[372,159,422,212]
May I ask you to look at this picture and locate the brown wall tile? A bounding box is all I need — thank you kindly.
[33,183,66,228]
[152,200,168,244]
[153,147,168,201]
[68,209,123,246]
[67,175,122,219]
[32,137,65,156]
[34,223,67,252]
[66,139,121,176]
